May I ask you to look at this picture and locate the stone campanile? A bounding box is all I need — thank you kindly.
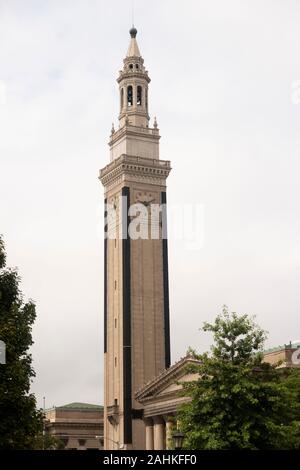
[99,27,171,450]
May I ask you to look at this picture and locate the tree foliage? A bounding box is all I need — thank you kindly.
[0,236,43,449]
[33,432,66,450]
[178,306,300,450]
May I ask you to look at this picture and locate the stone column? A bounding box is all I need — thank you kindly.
[144,418,154,450]
[165,416,174,450]
[153,416,165,450]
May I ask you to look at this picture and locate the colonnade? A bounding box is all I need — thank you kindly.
[144,416,175,450]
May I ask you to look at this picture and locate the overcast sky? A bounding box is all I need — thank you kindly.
[1,0,300,409]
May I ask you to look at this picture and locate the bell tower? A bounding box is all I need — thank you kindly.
[118,27,150,129]
[99,27,171,450]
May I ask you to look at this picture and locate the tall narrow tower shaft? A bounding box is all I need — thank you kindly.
[99,28,171,450]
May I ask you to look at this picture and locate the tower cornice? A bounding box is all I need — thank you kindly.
[99,154,171,190]
[117,72,151,84]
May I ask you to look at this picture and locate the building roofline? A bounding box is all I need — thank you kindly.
[135,355,200,401]
[263,342,300,355]
[46,402,104,412]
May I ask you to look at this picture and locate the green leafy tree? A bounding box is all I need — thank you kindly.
[0,236,43,449]
[33,432,66,450]
[178,306,300,450]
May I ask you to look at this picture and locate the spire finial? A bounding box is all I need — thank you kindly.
[153,116,158,129]
[126,26,141,57]
[111,122,115,134]
[130,26,137,38]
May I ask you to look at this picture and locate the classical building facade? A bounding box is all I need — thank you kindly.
[99,27,171,450]
[45,402,104,450]
[135,356,200,450]
[135,345,300,450]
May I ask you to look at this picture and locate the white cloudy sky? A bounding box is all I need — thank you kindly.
[1,0,300,409]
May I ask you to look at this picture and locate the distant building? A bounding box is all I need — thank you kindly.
[45,402,104,450]
[263,341,300,368]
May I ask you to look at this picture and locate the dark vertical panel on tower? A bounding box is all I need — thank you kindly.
[161,191,171,368]
[104,198,108,353]
[122,186,132,444]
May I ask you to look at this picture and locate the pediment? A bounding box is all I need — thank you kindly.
[157,372,199,396]
[135,356,200,402]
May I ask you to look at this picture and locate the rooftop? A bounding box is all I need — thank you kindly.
[264,342,300,354]
[49,402,103,411]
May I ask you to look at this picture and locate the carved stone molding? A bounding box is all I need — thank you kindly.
[99,154,171,190]
[107,403,120,426]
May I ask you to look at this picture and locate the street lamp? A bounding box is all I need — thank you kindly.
[172,430,185,450]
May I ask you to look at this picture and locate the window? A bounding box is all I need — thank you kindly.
[137,86,142,106]
[129,64,133,69]
[114,280,117,290]
[127,86,133,106]
[78,439,86,447]
[115,357,117,367]
[136,64,139,69]
[145,89,148,109]
[115,318,117,328]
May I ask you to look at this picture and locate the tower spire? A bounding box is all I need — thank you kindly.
[127,26,141,57]
[116,27,151,129]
